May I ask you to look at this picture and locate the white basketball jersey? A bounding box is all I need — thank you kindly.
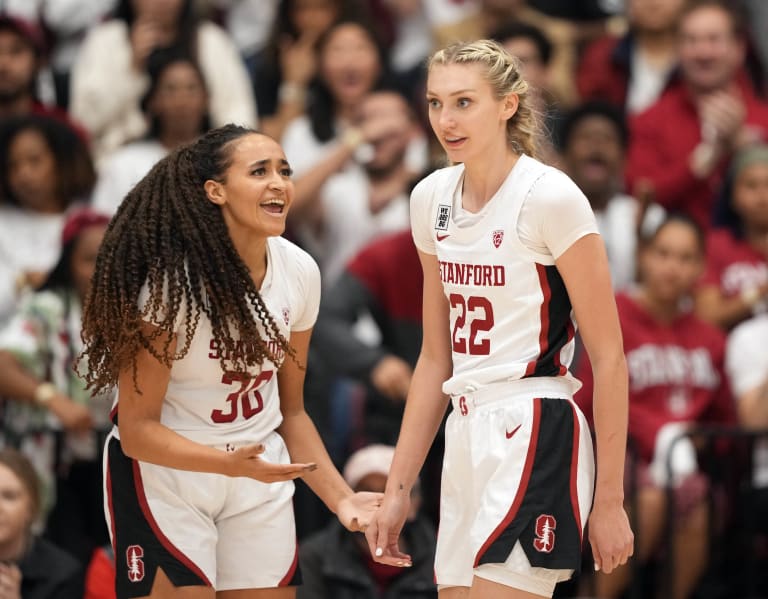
[411,155,595,397]
[112,236,321,446]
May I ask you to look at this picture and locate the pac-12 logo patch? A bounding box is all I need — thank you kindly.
[281,307,290,326]
[533,514,557,553]
[435,204,451,231]
[492,229,504,248]
[126,545,145,582]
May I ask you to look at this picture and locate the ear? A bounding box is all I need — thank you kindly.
[501,93,519,122]
[204,179,225,205]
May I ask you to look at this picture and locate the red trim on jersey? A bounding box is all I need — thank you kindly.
[525,265,551,376]
[109,403,118,424]
[473,398,542,567]
[569,403,583,544]
[131,460,212,586]
[278,542,299,586]
[106,457,117,557]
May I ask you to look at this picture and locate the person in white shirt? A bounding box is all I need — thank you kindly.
[365,39,633,599]
[79,124,381,598]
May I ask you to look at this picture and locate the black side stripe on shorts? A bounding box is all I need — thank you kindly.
[475,397,584,571]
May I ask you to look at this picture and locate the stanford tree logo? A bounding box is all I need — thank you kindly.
[126,545,145,582]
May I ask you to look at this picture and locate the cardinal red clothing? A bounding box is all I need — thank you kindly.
[575,293,734,464]
[625,77,768,231]
[701,228,768,298]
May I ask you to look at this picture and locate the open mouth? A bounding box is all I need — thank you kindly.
[444,136,467,148]
[260,198,286,214]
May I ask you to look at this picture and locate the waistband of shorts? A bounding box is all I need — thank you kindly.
[449,377,574,411]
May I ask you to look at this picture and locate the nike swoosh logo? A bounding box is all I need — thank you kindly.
[505,424,522,439]
[436,233,450,241]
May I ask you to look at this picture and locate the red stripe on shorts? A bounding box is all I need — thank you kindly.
[278,542,299,586]
[569,402,583,544]
[131,460,212,586]
[473,397,542,567]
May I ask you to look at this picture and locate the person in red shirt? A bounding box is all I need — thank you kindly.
[625,0,768,232]
[696,144,768,329]
[576,214,735,599]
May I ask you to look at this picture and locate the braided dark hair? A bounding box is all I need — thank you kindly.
[79,124,297,394]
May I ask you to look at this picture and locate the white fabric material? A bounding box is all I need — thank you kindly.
[435,392,593,594]
[295,164,410,288]
[410,155,597,396]
[104,429,297,589]
[626,50,674,115]
[70,20,257,160]
[0,208,66,325]
[114,236,321,447]
[92,140,168,215]
[726,314,768,487]
[213,0,279,56]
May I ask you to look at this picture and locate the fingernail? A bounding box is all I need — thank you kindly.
[375,548,383,557]
[594,563,600,571]
[303,463,317,472]
[397,561,404,566]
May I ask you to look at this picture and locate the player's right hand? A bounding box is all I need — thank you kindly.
[364,491,413,567]
[229,443,317,483]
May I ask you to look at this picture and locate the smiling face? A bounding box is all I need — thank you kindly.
[426,62,517,164]
[562,114,624,200]
[204,134,294,241]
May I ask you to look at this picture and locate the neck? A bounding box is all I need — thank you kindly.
[635,28,678,64]
[587,189,614,212]
[462,148,520,212]
[636,286,681,323]
[159,127,202,151]
[229,230,269,288]
[0,95,34,117]
[0,534,28,562]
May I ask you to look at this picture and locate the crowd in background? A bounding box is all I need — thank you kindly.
[0,0,767,597]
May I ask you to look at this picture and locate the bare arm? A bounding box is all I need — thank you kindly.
[737,378,768,430]
[696,283,768,329]
[366,249,453,564]
[118,322,311,482]
[277,327,382,530]
[555,233,634,573]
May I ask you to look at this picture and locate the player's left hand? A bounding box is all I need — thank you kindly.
[337,491,383,532]
[588,499,634,574]
[0,562,21,599]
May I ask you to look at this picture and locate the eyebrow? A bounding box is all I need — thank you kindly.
[248,158,291,167]
[426,88,476,97]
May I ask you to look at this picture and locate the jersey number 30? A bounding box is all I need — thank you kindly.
[211,370,273,423]
[449,293,494,355]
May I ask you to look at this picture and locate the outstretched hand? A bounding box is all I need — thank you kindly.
[588,501,634,574]
[364,492,413,567]
[337,491,383,532]
[229,444,316,483]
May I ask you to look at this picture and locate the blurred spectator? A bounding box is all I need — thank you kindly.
[0,14,85,133]
[253,0,359,141]
[0,447,83,599]
[492,22,561,164]
[83,545,116,599]
[744,0,768,93]
[292,89,423,287]
[725,313,768,532]
[208,0,279,66]
[558,101,665,289]
[70,0,256,161]
[576,214,735,599]
[0,209,112,574]
[281,19,427,234]
[577,0,685,114]
[0,114,95,324]
[696,144,768,329]
[625,0,768,232]
[312,229,422,443]
[92,49,211,215]
[298,444,437,598]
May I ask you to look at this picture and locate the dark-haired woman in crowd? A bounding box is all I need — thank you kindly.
[92,49,211,216]
[253,0,358,141]
[80,124,380,598]
[696,144,768,329]
[0,208,112,576]
[280,18,425,215]
[0,447,84,599]
[576,214,735,599]
[0,114,95,324]
[70,0,255,160]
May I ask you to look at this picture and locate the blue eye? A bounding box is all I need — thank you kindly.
[457,98,471,108]
[428,98,441,109]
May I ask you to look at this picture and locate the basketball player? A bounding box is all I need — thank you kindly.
[365,40,634,599]
[79,125,381,599]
